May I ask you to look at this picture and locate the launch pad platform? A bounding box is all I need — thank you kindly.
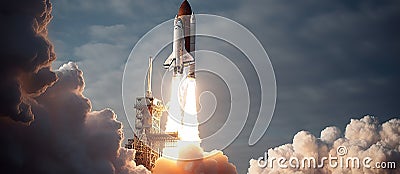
[125,95,179,170]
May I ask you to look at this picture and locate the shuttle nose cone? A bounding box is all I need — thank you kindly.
[178,0,192,16]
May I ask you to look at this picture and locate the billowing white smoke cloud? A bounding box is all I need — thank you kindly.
[153,144,237,174]
[0,62,150,174]
[248,116,400,174]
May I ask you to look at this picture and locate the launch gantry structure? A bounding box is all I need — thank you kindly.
[125,57,179,170]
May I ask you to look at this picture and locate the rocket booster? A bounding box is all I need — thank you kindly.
[188,14,196,78]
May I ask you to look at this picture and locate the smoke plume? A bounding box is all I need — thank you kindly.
[0,0,149,173]
[153,144,237,174]
[0,0,57,123]
[248,116,400,174]
[0,62,150,173]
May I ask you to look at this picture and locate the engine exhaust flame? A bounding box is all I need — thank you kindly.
[165,76,183,134]
[163,75,200,159]
[181,77,200,142]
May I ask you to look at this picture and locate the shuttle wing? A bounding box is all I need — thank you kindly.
[182,49,194,66]
[163,53,175,69]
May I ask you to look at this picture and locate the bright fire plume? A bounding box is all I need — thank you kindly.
[164,76,183,134]
[163,75,200,159]
[181,77,200,142]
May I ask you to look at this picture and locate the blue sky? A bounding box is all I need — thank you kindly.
[48,0,400,172]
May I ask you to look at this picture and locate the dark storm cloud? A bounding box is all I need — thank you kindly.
[0,0,149,173]
[0,0,57,123]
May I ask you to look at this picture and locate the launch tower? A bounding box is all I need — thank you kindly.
[125,57,179,169]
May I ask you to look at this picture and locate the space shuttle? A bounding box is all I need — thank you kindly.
[163,0,196,78]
